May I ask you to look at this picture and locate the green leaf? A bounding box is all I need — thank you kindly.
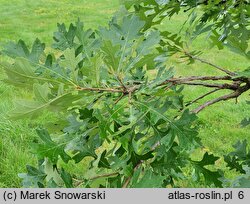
[135,102,199,150]
[18,165,46,188]
[101,40,120,73]
[3,38,45,63]
[169,110,200,149]
[0,58,61,88]
[59,48,82,83]
[137,31,161,55]
[107,175,122,188]
[29,39,46,63]
[75,19,100,58]
[33,83,51,103]
[26,165,45,177]
[230,140,249,161]
[128,151,154,167]
[241,118,250,127]
[227,36,250,59]
[231,167,250,188]
[149,66,174,88]
[9,91,82,119]
[125,30,161,72]
[224,140,250,173]
[1,58,38,87]
[151,142,187,183]
[60,169,73,188]
[236,67,250,78]
[65,127,98,163]
[43,159,63,185]
[235,177,250,188]
[224,155,245,174]
[98,150,111,169]
[47,179,60,188]
[72,149,96,163]
[117,15,145,42]
[33,129,71,164]
[192,152,222,187]
[155,0,169,6]
[100,15,145,73]
[63,115,86,134]
[53,23,76,50]
[132,170,165,188]
[10,100,47,119]
[36,129,54,144]
[82,54,103,86]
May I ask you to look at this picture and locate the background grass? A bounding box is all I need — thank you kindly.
[0,0,249,187]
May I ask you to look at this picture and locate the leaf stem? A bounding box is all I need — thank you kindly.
[74,172,119,187]
[76,86,123,93]
[122,162,142,188]
[185,88,220,107]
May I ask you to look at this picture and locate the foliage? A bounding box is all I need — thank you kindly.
[0,0,249,187]
[224,140,250,187]
[121,0,250,58]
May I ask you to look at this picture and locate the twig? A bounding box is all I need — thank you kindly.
[161,76,239,89]
[192,83,250,113]
[90,172,119,180]
[122,162,142,188]
[165,82,174,90]
[76,86,123,93]
[174,81,236,89]
[114,93,125,104]
[74,172,119,187]
[186,88,220,107]
[184,52,236,76]
[164,75,232,83]
[116,75,127,91]
[128,91,132,104]
[122,177,132,188]
[159,73,249,112]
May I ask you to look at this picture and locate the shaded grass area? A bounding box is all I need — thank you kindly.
[0,0,249,187]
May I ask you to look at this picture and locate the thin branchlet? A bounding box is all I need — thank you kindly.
[75,71,249,114]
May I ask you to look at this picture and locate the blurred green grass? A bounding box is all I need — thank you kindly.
[0,0,249,187]
[0,0,119,44]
